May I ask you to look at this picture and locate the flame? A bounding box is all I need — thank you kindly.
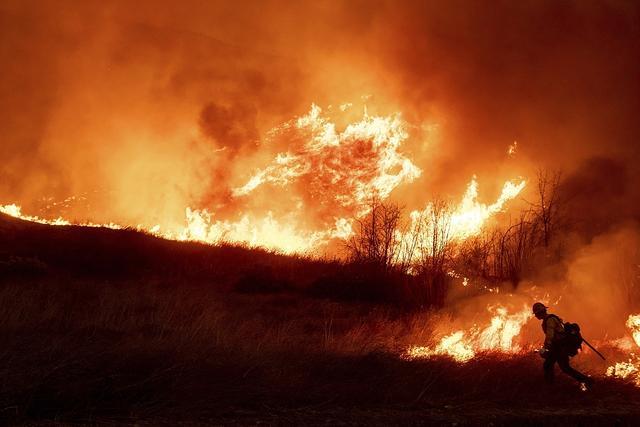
[176,208,331,253]
[1,202,339,254]
[607,314,640,385]
[627,314,640,347]
[607,361,640,385]
[449,177,526,240]
[408,331,476,362]
[477,306,531,352]
[408,310,640,377]
[1,104,525,254]
[0,204,121,229]
[406,305,532,362]
[234,104,422,214]
[1,177,526,255]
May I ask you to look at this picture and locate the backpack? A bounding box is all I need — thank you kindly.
[562,322,584,357]
[543,314,584,357]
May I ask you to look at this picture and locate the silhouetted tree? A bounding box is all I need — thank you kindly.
[409,199,455,306]
[530,169,564,248]
[496,211,539,289]
[346,197,403,272]
[456,229,498,281]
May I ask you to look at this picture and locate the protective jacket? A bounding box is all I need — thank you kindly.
[542,314,564,349]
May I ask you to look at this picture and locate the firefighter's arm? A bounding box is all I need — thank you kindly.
[544,317,558,349]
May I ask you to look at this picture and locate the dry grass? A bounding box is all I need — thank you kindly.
[2,214,640,425]
[1,280,640,425]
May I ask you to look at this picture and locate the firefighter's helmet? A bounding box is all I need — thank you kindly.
[532,302,547,315]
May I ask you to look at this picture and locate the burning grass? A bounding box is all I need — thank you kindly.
[405,304,532,362]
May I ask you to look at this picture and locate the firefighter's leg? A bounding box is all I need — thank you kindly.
[557,353,589,383]
[543,353,556,383]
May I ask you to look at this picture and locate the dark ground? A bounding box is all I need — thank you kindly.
[2,213,640,426]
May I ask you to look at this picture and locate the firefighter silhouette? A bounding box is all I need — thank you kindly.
[532,302,593,388]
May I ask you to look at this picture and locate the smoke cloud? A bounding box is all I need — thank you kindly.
[1,0,638,237]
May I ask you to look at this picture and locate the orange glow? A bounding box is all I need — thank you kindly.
[406,305,532,362]
[607,314,640,385]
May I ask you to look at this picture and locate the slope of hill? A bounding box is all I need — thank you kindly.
[0,212,339,291]
[2,213,640,426]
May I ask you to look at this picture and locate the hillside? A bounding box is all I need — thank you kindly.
[2,214,640,425]
[0,212,341,292]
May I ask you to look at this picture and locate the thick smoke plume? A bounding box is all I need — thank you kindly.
[1,1,639,242]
